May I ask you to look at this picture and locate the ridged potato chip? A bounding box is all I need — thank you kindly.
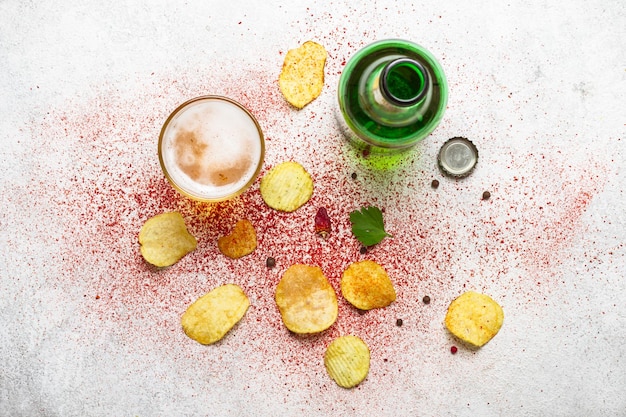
[181,284,250,345]
[324,335,370,388]
[260,161,313,212]
[217,219,257,259]
[275,264,338,334]
[279,40,327,109]
[138,212,197,267]
[341,260,396,310]
[445,291,504,347]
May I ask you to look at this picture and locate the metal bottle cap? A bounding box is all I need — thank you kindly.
[437,137,478,178]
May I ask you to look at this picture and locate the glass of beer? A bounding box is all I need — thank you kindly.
[158,96,265,202]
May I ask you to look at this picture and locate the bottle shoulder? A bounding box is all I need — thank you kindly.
[337,39,448,147]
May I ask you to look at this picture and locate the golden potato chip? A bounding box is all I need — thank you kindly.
[324,335,370,388]
[275,264,338,334]
[138,212,197,267]
[341,260,396,310]
[260,161,313,212]
[181,284,250,345]
[217,219,257,259]
[279,40,327,109]
[445,291,504,347]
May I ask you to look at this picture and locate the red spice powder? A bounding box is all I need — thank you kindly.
[19,55,608,385]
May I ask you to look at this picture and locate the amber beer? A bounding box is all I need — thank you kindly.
[159,96,265,202]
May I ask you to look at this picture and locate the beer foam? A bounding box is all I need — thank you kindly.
[160,98,263,200]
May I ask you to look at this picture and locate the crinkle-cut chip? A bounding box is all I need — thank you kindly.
[278,40,327,109]
[275,264,338,334]
[324,335,370,388]
[181,284,250,345]
[341,260,396,310]
[445,291,504,348]
[260,161,313,212]
[217,219,257,259]
[138,212,197,267]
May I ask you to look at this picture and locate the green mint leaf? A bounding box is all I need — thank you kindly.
[349,206,392,247]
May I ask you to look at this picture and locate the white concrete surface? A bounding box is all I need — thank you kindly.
[1,1,625,416]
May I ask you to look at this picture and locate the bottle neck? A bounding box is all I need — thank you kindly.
[359,57,433,127]
[379,58,429,107]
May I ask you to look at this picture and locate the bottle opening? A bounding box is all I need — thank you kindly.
[380,58,429,106]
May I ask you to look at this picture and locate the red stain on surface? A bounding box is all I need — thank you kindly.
[16,58,608,385]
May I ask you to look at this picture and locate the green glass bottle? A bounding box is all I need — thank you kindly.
[337,39,448,152]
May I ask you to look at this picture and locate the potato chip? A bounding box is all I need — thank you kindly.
[260,161,313,212]
[341,260,396,310]
[181,284,250,345]
[217,219,257,259]
[279,40,327,109]
[324,335,370,388]
[445,291,504,347]
[275,264,338,334]
[138,212,197,267]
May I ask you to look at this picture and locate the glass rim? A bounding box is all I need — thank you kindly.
[158,95,265,203]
